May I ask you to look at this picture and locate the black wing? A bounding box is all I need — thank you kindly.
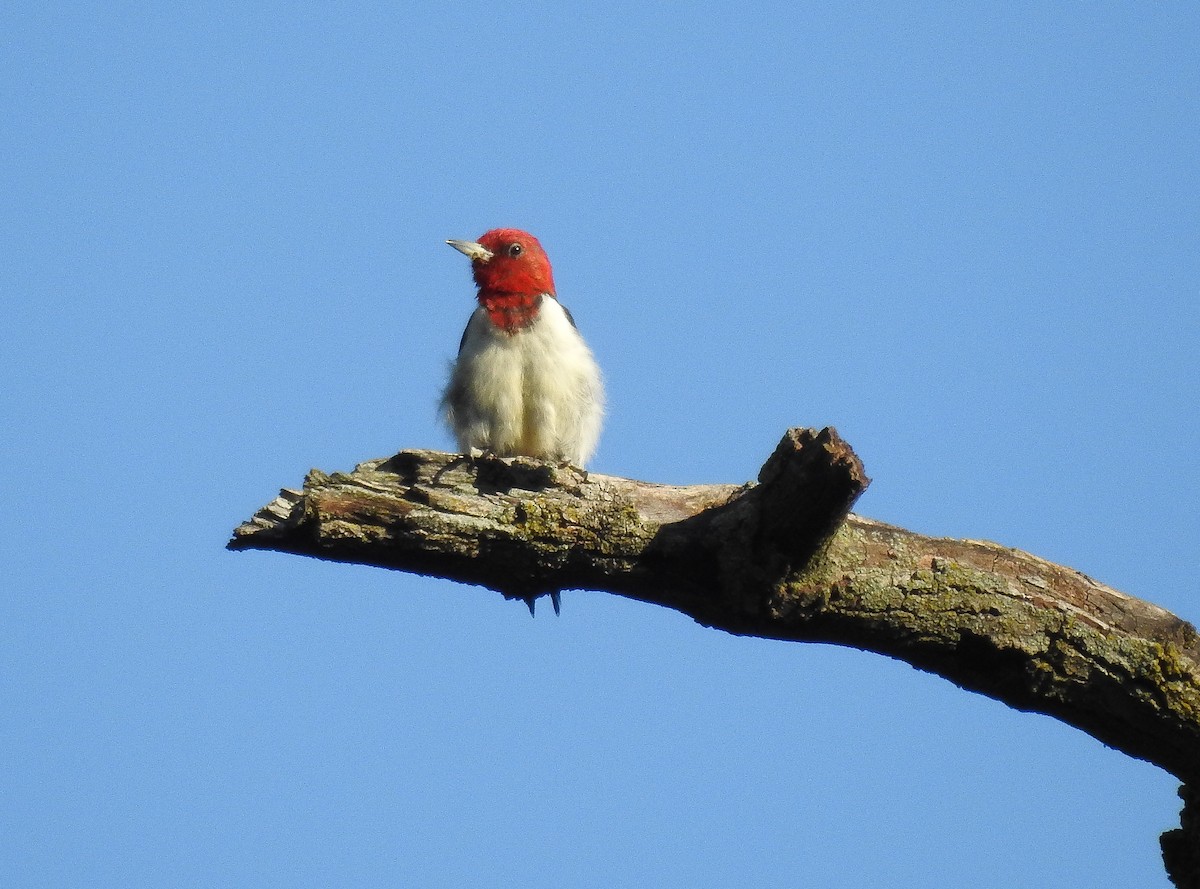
[560,302,579,330]
[457,308,482,355]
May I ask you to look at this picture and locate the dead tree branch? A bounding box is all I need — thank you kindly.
[229,427,1200,886]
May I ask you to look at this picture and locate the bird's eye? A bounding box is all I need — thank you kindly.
[507,243,523,258]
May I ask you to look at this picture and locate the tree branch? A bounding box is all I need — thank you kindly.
[229,427,1200,885]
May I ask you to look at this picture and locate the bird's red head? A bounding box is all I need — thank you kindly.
[447,228,556,332]
[470,229,555,296]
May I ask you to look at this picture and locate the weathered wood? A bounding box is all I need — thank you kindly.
[229,426,1200,885]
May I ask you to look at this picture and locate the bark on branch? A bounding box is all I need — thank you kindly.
[228,427,1200,886]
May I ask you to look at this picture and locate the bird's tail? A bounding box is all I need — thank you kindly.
[523,592,562,617]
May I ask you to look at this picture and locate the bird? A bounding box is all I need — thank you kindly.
[441,228,604,616]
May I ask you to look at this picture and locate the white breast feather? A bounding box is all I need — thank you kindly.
[442,296,604,466]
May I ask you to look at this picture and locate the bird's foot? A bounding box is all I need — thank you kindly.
[550,457,589,483]
[433,450,486,483]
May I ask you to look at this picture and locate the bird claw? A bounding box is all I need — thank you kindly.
[468,448,514,466]
[434,449,503,483]
[550,457,588,483]
[435,449,505,483]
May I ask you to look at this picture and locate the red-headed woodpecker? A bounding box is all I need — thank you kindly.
[441,229,604,615]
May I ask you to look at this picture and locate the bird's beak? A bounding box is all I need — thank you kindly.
[446,239,494,263]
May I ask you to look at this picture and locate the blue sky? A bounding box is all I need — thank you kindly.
[3,3,1197,886]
